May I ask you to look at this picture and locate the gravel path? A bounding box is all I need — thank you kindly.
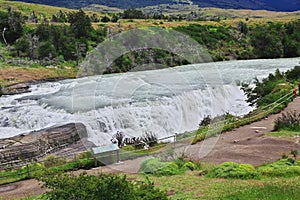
[1,97,300,199]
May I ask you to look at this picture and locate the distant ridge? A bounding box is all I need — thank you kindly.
[14,0,300,12]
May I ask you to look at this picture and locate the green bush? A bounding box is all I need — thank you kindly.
[139,158,187,176]
[36,172,168,200]
[182,162,197,171]
[258,166,300,178]
[207,162,258,179]
[258,159,300,178]
[139,158,169,174]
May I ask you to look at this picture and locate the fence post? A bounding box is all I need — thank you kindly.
[26,164,30,178]
[116,149,120,163]
[173,134,176,149]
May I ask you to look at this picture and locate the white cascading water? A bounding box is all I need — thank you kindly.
[0,58,299,145]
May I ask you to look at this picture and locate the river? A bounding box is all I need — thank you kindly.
[0,58,299,145]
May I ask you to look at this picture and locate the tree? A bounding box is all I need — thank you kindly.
[74,41,86,65]
[122,8,146,19]
[111,14,119,23]
[0,8,24,44]
[38,41,57,59]
[237,21,248,35]
[291,150,298,159]
[90,13,99,22]
[27,34,39,60]
[15,36,30,57]
[29,11,38,23]
[68,9,92,39]
[101,15,110,23]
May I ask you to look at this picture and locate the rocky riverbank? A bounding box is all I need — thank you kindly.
[0,123,90,167]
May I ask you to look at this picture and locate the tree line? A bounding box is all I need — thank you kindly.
[175,20,300,61]
[1,7,300,70]
[0,9,108,65]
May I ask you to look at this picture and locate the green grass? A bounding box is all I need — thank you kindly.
[0,158,95,186]
[128,172,300,200]
[266,130,300,137]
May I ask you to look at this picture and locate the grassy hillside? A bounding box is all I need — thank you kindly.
[13,0,300,11]
[0,0,103,19]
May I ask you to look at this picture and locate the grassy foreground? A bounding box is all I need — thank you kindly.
[131,172,300,200]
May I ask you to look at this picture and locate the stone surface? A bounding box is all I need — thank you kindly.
[0,123,88,167]
[0,83,30,96]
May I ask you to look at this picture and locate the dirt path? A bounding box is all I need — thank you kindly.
[1,97,300,199]
[186,97,300,165]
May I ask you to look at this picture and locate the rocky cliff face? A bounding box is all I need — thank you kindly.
[0,123,88,167]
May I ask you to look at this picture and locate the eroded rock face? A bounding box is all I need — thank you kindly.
[0,83,31,96]
[0,123,87,167]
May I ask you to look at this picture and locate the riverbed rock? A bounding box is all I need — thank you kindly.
[0,123,88,167]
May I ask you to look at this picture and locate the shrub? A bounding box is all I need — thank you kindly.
[207,162,258,179]
[21,163,45,177]
[199,116,212,127]
[36,172,168,200]
[159,162,181,176]
[182,162,197,171]
[258,159,300,178]
[139,158,168,175]
[43,155,66,168]
[139,158,186,176]
[142,132,158,147]
[258,166,300,178]
[274,111,300,131]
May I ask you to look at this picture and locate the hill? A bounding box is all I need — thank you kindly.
[14,0,300,11]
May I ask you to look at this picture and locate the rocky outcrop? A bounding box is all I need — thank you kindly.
[0,123,87,167]
[0,83,31,96]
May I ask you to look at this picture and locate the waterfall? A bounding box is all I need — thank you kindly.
[0,58,299,146]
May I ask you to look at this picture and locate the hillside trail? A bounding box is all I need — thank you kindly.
[1,97,300,199]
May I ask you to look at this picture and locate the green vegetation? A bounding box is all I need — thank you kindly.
[0,6,299,81]
[244,65,300,109]
[132,159,300,199]
[139,156,199,176]
[0,153,95,185]
[221,184,300,200]
[207,158,300,180]
[266,130,300,137]
[192,66,300,145]
[207,162,258,179]
[274,111,300,131]
[175,20,300,61]
[36,172,168,200]
[140,158,188,176]
[258,158,300,178]
[0,8,106,68]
